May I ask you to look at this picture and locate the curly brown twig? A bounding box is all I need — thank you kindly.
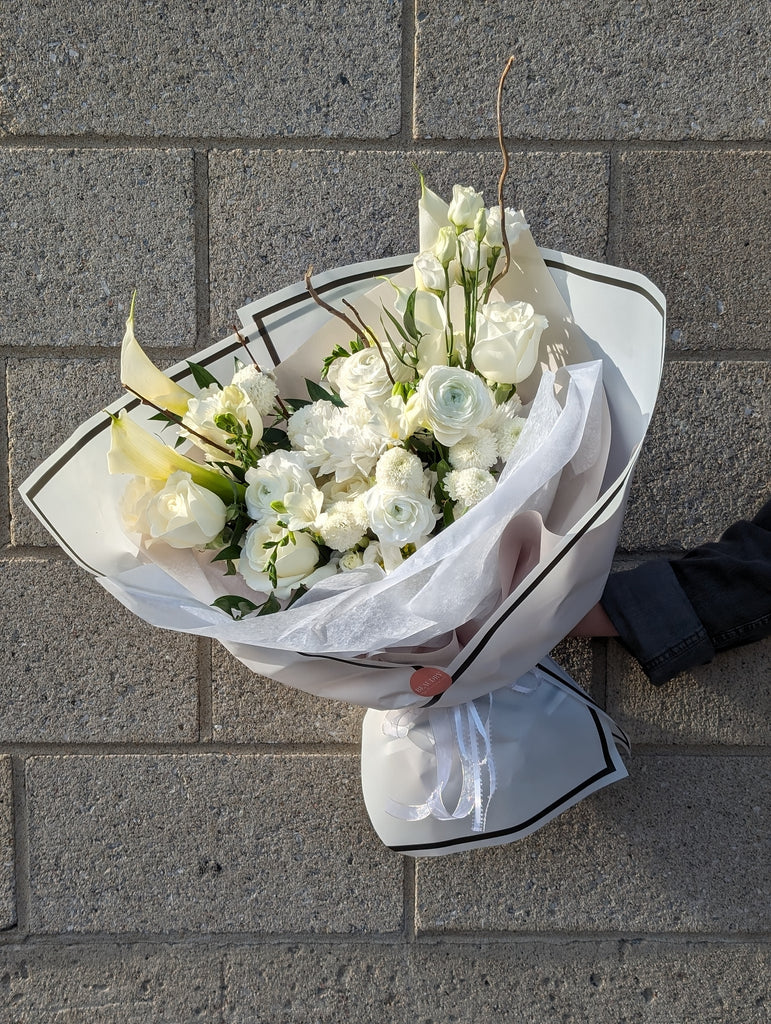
[304,266,367,344]
[341,299,395,385]
[490,55,516,292]
[123,385,235,459]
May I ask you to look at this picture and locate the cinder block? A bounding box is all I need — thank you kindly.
[212,645,364,745]
[221,941,769,1023]
[0,756,15,930]
[26,754,403,934]
[549,637,596,696]
[415,754,769,933]
[0,559,198,743]
[607,639,771,746]
[8,357,122,546]
[616,151,771,351]
[208,148,609,339]
[619,362,770,551]
[0,943,220,1021]
[0,2,401,138]
[414,1,769,140]
[0,148,195,348]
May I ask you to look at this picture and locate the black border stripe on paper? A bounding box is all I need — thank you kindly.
[388,706,617,853]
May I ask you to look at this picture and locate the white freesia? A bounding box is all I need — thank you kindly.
[182,383,264,459]
[145,470,228,548]
[365,394,421,446]
[448,184,485,230]
[244,450,317,522]
[473,300,548,385]
[238,521,335,599]
[414,251,446,293]
[230,363,280,417]
[484,206,529,249]
[363,485,436,546]
[416,365,494,447]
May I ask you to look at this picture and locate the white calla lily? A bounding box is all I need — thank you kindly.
[120,295,193,417]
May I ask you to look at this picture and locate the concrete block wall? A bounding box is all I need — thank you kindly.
[1,2,768,1020]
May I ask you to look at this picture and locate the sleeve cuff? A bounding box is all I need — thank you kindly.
[601,561,716,685]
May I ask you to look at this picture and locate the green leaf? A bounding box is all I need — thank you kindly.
[187,360,221,390]
[402,289,419,339]
[305,378,345,407]
[211,544,243,563]
[257,592,282,616]
[212,595,260,620]
[442,500,456,527]
[285,584,308,609]
[261,426,290,450]
[284,397,311,412]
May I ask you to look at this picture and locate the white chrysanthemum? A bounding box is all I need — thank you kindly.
[445,467,496,510]
[316,497,369,552]
[230,363,280,417]
[288,401,387,481]
[496,415,527,461]
[375,447,425,492]
[448,427,498,471]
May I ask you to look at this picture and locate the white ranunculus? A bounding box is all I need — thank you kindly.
[414,251,447,293]
[473,301,548,385]
[416,365,495,447]
[182,383,264,459]
[320,474,370,504]
[145,470,228,548]
[238,521,336,599]
[448,185,485,230]
[363,485,437,547]
[244,450,317,522]
[484,207,529,249]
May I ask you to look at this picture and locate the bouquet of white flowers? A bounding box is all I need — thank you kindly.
[20,63,666,854]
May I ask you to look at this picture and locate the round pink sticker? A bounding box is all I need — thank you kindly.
[410,667,453,697]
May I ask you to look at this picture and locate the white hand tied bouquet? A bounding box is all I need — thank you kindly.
[109,179,545,620]
[21,61,666,855]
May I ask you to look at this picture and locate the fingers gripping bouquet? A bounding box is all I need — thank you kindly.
[21,63,665,855]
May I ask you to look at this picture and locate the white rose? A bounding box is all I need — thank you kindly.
[244,450,318,522]
[416,365,495,447]
[238,521,336,598]
[327,346,405,406]
[320,474,370,504]
[145,470,228,548]
[484,207,529,249]
[414,251,447,293]
[363,485,436,546]
[473,301,548,385]
[448,185,485,230]
[182,383,264,459]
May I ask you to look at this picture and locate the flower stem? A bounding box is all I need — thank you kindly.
[305,266,368,345]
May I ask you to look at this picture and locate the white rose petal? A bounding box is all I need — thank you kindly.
[473,300,548,386]
[484,206,529,249]
[238,521,336,599]
[146,470,228,548]
[416,365,495,447]
[120,476,162,535]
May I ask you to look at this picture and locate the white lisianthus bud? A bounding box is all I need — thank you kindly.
[418,177,451,253]
[414,251,446,293]
[458,230,482,273]
[448,184,485,230]
[473,207,487,242]
[473,301,548,385]
[363,486,437,547]
[244,450,317,522]
[445,467,496,511]
[416,365,495,447]
[433,225,457,266]
[145,470,228,548]
[375,446,425,492]
[238,521,336,599]
[230,363,280,417]
[484,207,529,249]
